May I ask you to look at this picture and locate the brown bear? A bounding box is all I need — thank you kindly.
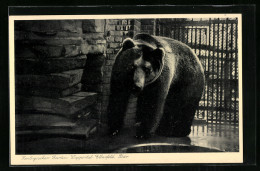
[107,33,205,138]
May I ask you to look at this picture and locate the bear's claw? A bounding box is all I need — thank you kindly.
[135,134,151,139]
[109,130,120,137]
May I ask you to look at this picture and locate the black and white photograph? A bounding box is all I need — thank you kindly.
[9,14,243,165]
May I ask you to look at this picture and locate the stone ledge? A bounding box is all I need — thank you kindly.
[16,119,98,139]
[16,113,76,128]
[16,55,87,74]
[16,83,82,98]
[16,44,105,58]
[16,69,84,89]
[16,92,98,116]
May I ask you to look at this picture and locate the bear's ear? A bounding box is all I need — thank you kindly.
[151,47,165,72]
[122,38,136,51]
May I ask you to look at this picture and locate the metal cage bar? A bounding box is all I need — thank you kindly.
[154,18,238,125]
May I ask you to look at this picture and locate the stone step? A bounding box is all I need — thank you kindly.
[15,113,76,128]
[16,119,98,139]
[16,91,98,116]
[16,69,83,89]
[15,44,105,58]
[16,83,82,98]
[16,105,94,119]
[16,55,87,74]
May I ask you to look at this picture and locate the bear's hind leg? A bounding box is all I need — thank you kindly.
[157,99,199,137]
[156,79,201,137]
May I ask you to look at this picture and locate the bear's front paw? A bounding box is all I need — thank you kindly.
[135,125,153,139]
[135,133,151,139]
[109,129,120,137]
[135,134,151,139]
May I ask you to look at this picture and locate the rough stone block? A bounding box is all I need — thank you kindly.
[106,19,119,25]
[109,31,124,36]
[106,25,115,31]
[114,36,123,42]
[82,20,105,33]
[108,43,121,49]
[106,49,114,54]
[60,20,83,33]
[86,39,106,45]
[31,45,65,58]
[17,44,84,58]
[82,33,105,40]
[81,44,105,54]
[122,20,128,25]
[115,25,122,31]
[64,45,82,57]
[16,31,82,39]
[15,20,83,34]
[15,31,83,45]
[105,36,113,43]
[16,55,87,74]
[16,92,98,116]
[16,119,98,139]
[16,69,84,89]
[16,83,82,98]
[15,113,76,128]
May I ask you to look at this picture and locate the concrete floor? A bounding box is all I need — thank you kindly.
[16,123,239,154]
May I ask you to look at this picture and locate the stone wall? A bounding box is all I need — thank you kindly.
[15,19,143,136]
[101,19,141,127]
[15,20,106,138]
[140,19,156,35]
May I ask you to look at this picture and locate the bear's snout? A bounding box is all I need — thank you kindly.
[133,67,145,94]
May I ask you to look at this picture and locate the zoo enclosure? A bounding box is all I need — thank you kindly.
[154,18,239,125]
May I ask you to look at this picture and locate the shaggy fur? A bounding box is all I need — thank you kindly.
[107,33,205,138]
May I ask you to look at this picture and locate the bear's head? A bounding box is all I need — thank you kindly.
[121,38,165,95]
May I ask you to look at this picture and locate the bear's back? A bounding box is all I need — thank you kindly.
[133,33,192,54]
[134,33,200,69]
[133,34,204,86]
